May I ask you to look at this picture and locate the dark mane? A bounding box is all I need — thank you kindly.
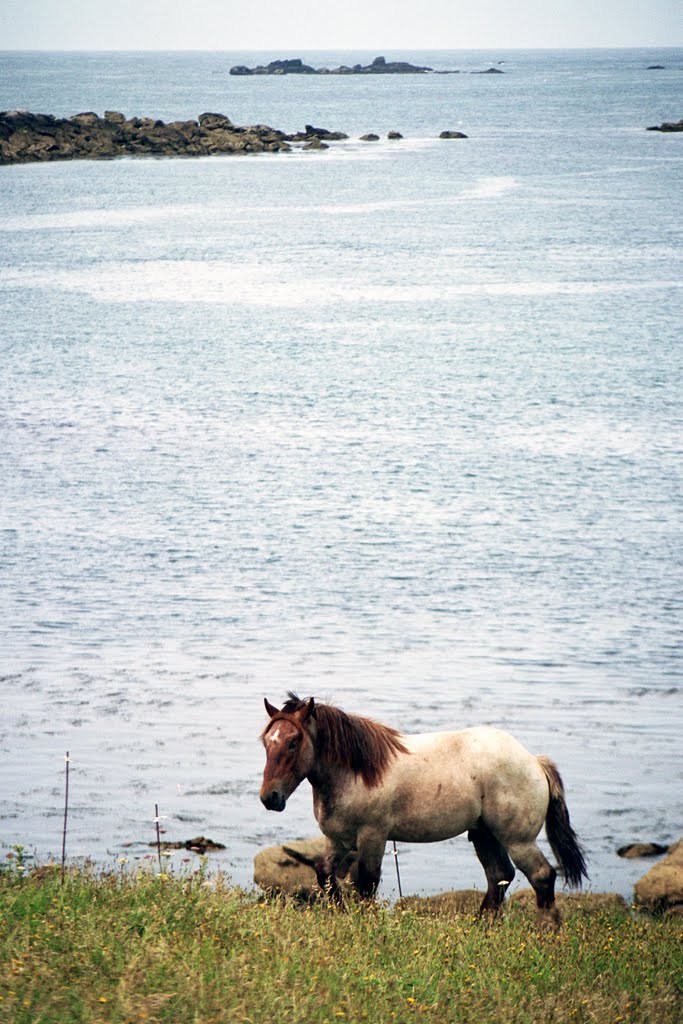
[282,693,409,787]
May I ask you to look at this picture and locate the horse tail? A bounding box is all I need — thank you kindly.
[537,756,588,888]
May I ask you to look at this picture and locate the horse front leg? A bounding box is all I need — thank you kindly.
[315,840,350,903]
[352,829,387,899]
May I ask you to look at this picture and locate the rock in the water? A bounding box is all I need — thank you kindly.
[360,133,380,141]
[231,55,435,76]
[647,118,683,132]
[617,842,669,859]
[387,131,403,139]
[439,130,468,139]
[254,837,356,899]
[634,837,683,913]
[285,125,349,143]
[302,137,329,150]
[150,835,226,854]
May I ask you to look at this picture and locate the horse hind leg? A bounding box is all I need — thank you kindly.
[507,840,561,930]
[468,823,516,916]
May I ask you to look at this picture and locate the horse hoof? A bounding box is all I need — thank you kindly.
[536,905,562,930]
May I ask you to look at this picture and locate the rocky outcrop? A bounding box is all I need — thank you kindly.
[1,111,478,165]
[647,119,683,132]
[634,838,683,914]
[231,58,318,76]
[231,55,437,76]
[0,109,342,165]
[0,109,289,163]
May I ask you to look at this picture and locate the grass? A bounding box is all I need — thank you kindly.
[0,861,681,1024]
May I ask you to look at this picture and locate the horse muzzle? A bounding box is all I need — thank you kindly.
[260,785,287,812]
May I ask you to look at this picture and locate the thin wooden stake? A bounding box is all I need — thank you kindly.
[154,804,162,870]
[392,840,403,900]
[61,752,70,884]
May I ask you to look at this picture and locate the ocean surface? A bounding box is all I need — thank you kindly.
[1,49,681,899]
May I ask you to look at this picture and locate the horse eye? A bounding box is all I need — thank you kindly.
[288,738,298,751]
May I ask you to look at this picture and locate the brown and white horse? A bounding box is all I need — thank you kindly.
[260,693,587,927]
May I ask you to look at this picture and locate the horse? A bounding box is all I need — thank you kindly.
[260,693,588,927]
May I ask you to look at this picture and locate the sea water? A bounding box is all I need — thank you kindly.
[0,50,681,898]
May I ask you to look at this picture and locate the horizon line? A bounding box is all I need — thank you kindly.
[1,44,681,53]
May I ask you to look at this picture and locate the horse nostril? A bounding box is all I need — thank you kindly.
[261,788,285,812]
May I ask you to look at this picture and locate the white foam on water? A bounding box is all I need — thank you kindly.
[2,259,681,305]
[460,176,518,199]
[0,205,202,232]
[498,416,659,460]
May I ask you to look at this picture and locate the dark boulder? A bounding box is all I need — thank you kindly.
[360,133,380,141]
[387,130,403,139]
[439,130,468,139]
[198,112,235,129]
[647,118,683,132]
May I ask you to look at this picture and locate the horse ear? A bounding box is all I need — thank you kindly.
[298,697,315,722]
[264,698,279,718]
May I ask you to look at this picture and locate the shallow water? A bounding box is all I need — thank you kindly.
[0,49,681,898]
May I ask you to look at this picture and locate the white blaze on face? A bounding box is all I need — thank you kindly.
[266,727,281,745]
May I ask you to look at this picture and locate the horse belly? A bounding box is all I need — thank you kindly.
[389,784,481,844]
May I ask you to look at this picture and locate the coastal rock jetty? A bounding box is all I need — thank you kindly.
[0,109,308,164]
[230,55,440,76]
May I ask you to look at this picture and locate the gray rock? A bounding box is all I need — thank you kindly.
[254,837,324,898]
[617,842,669,859]
[254,837,357,898]
[439,130,468,139]
[360,133,380,141]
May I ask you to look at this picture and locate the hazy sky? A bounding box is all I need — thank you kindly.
[1,0,680,50]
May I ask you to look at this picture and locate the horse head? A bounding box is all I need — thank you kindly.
[260,696,316,811]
